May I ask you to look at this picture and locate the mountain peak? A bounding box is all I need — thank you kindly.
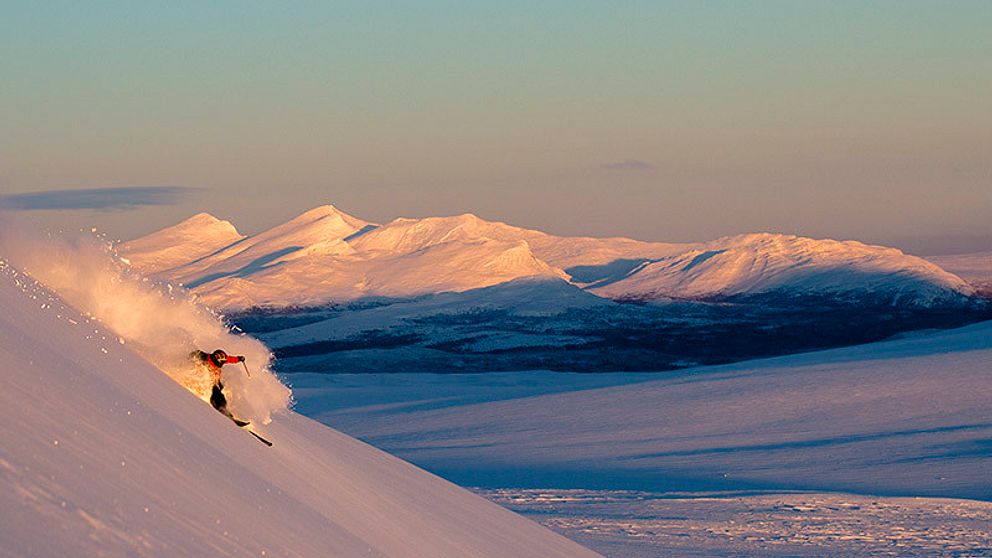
[288,204,370,230]
[160,212,241,236]
[119,212,244,274]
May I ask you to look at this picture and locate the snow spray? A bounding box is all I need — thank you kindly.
[0,220,291,425]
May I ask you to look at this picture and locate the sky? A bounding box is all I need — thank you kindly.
[1,1,990,255]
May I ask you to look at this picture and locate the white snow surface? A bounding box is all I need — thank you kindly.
[120,206,973,309]
[482,489,992,557]
[281,316,992,555]
[295,320,992,501]
[0,258,598,557]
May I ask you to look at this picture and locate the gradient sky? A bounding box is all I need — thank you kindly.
[1,1,990,254]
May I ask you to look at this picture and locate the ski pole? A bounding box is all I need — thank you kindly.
[241,359,252,378]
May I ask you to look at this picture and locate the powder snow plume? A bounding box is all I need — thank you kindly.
[0,220,291,425]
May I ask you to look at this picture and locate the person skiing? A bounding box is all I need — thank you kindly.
[191,349,247,426]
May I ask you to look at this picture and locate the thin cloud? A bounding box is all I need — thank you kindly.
[604,159,655,171]
[0,186,198,211]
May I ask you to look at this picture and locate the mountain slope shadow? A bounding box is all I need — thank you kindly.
[186,246,303,288]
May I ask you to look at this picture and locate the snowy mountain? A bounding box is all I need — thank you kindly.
[0,245,598,557]
[927,250,992,295]
[121,205,975,310]
[592,233,974,306]
[123,207,569,309]
[120,212,245,274]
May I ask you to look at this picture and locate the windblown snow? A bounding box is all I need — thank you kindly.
[121,205,975,310]
[0,230,599,557]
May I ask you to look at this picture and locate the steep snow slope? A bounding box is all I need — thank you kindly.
[592,233,974,304]
[121,206,975,309]
[301,320,992,500]
[120,212,244,274]
[0,262,599,557]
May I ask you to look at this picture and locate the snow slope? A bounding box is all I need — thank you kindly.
[296,319,992,501]
[121,205,975,309]
[0,261,598,556]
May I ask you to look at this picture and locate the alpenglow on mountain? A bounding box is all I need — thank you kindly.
[121,205,975,310]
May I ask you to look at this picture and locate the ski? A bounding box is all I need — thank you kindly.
[248,430,273,447]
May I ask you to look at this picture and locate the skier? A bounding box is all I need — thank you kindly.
[191,349,248,426]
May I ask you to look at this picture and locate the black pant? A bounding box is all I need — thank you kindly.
[211,382,232,418]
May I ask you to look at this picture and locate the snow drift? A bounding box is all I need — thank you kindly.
[0,230,599,557]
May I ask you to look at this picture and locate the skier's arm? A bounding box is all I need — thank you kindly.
[224,355,245,364]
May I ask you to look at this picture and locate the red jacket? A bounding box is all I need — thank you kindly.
[192,350,243,384]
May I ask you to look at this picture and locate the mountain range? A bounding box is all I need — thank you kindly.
[121,205,976,310]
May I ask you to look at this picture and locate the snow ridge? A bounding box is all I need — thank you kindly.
[593,233,974,306]
[121,205,976,310]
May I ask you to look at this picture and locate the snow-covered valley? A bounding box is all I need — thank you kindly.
[246,285,987,374]
[292,320,992,499]
[285,319,992,556]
